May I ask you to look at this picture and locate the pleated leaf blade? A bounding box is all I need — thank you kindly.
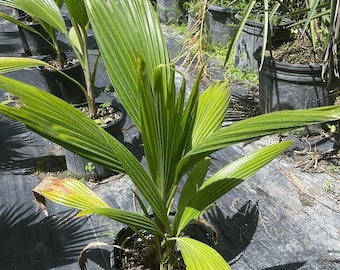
[175,237,231,270]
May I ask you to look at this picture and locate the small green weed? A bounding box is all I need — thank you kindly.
[104,85,111,92]
[169,23,187,35]
[224,64,258,85]
[324,180,334,193]
[85,162,95,173]
[99,102,112,108]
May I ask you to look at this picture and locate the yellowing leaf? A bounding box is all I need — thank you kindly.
[33,177,109,215]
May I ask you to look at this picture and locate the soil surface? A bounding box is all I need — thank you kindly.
[77,103,123,127]
[271,37,324,65]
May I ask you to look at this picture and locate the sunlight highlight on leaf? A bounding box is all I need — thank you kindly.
[175,237,231,270]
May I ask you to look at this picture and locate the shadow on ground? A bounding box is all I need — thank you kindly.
[208,201,259,263]
[0,115,66,174]
[206,202,307,270]
[0,203,104,270]
[260,262,306,270]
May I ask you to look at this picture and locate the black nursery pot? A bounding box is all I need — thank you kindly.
[64,103,124,181]
[38,53,87,104]
[257,55,334,113]
[233,18,291,71]
[157,0,187,23]
[206,5,238,46]
[18,23,54,56]
[14,9,53,56]
[113,226,136,269]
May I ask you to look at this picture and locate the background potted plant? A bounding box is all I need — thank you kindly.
[223,0,293,71]
[0,0,340,268]
[0,0,123,179]
[12,7,55,56]
[206,0,247,46]
[0,0,99,113]
[157,0,187,23]
[0,0,67,68]
[180,0,289,71]
[255,0,339,113]
[0,0,64,56]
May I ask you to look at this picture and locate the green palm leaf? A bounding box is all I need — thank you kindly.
[0,75,123,172]
[192,81,230,147]
[192,106,340,154]
[175,237,231,270]
[0,57,49,73]
[79,208,162,236]
[0,0,67,33]
[172,157,210,235]
[64,0,88,29]
[83,0,170,129]
[137,58,163,189]
[178,105,340,176]
[177,141,292,234]
[0,74,169,229]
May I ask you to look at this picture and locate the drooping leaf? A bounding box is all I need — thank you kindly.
[0,75,124,172]
[79,242,110,270]
[33,177,110,212]
[33,177,163,235]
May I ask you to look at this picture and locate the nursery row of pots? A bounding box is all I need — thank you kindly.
[1,0,337,180]
[159,0,339,114]
[0,4,124,180]
[2,1,338,176]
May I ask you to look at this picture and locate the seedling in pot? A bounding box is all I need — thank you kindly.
[0,0,101,118]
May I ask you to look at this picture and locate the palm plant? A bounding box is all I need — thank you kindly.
[225,0,337,70]
[322,0,340,86]
[1,0,340,269]
[281,0,331,53]
[181,0,269,70]
[0,0,99,118]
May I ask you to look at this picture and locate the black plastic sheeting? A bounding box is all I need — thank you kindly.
[1,6,339,270]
